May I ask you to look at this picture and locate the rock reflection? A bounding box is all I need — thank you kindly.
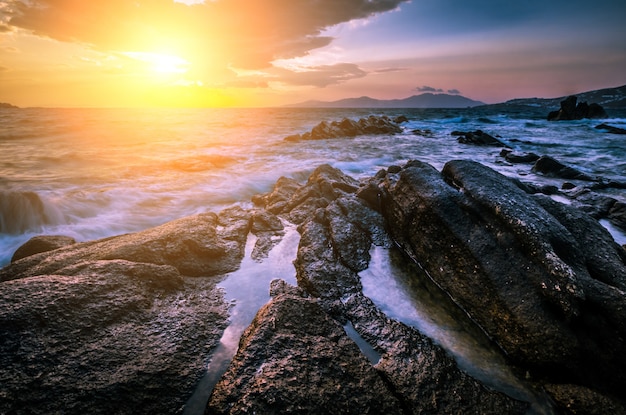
[360,246,553,414]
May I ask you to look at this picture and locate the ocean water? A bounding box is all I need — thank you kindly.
[2,106,625,265]
[2,106,626,412]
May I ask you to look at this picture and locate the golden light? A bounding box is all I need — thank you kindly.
[122,51,190,74]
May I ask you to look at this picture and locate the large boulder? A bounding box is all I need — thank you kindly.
[1,207,252,282]
[375,159,626,395]
[0,207,255,413]
[206,290,406,414]
[0,260,229,414]
[548,95,608,120]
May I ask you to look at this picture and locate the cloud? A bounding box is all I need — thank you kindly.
[447,89,461,95]
[3,0,410,87]
[373,67,408,73]
[416,85,444,93]
[270,63,367,88]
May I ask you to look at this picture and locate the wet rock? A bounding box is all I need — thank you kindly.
[250,209,285,261]
[452,130,507,146]
[548,95,608,120]
[544,384,626,415]
[11,234,76,262]
[284,115,403,141]
[377,159,626,395]
[595,123,626,134]
[252,176,301,214]
[1,209,252,282]
[532,155,595,181]
[206,291,405,415]
[609,201,626,230]
[500,149,540,163]
[0,260,229,415]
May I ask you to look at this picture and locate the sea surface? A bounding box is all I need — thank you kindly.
[2,106,626,413]
[2,106,625,266]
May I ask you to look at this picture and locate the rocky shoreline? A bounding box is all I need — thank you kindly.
[2,116,626,414]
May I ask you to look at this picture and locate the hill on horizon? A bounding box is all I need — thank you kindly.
[284,93,485,109]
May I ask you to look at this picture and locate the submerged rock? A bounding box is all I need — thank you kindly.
[532,155,595,181]
[595,123,626,134]
[452,129,507,146]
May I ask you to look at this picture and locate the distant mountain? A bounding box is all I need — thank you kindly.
[285,93,485,108]
[499,84,626,109]
[0,102,18,109]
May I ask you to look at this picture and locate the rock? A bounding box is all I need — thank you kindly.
[548,95,608,120]
[0,260,229,415]
[1,209,252,282]
[544,384,626,415]
[250,209,285,261]
[532,155,595,181]
[284,179,529,413]
[284,115,403,141]
[500,149,540,163]
[376,159,626,395]
[453,130,507,146]
[252,176,301,214]
[11,235,76,262]
[595,123,626,134]
[609,201,626,230]
[206,291,406,414]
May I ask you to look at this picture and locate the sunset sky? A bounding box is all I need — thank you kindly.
[1,0,625,107]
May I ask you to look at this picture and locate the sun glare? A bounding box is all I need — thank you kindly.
[123,51,190,74]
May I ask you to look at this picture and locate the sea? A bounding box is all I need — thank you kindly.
[2,106,626,413]
[2,106,625,266]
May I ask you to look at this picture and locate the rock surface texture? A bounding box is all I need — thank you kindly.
[2,160,626,415]
[370,160,626,404]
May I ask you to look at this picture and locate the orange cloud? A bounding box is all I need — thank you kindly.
[4,0,409,88]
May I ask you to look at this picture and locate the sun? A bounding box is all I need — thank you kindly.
[122,51,190,74]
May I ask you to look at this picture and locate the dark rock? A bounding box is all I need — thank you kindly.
[454,130,507,146]
[411,128,435,137]
[595,123,626,134]
[377,159,626,395]
[284,178,529,413]
[532,155,595,181]
[544,384,626,415]
[1,209,252,282]
[206,291,406,415]
[609,201,626,230]
[284,115,403,141]
[548,95,608,120]
[0,260,229,415]
[11,235,76,262]
[500,149,540,163]
[250,209,285,261]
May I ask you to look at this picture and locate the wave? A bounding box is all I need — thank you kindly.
[0,191,66,234]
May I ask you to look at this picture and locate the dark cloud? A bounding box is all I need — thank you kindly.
[416,85,443,93]
[447,89,461,95]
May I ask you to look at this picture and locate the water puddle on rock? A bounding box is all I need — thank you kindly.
[359,246,555,415]
[182,224,300,415]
